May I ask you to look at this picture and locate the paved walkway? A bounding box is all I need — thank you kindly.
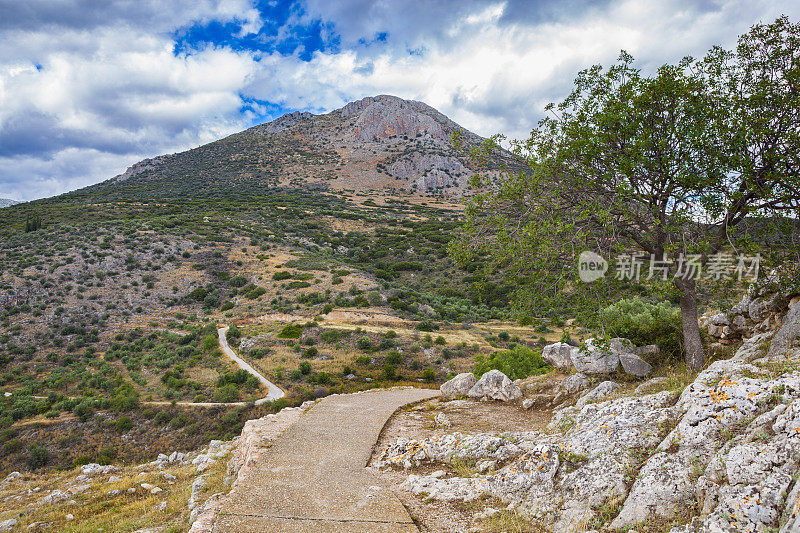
[213,387,439,532]
[217,326,285,403]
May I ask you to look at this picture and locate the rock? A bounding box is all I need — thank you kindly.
[69,484,91,494]
[709,313,730,325]
[559,373,590,394]
[541,342,575,370]
[150,486,163,494]
[157,501,167,512]
[434,413,452,428]
[108,476,121,483]
[140,483,155,491]
[65,514,73,521]
[619,352,653,377]
[161,472,176,482]
[467,370,523,401]
[749,298,767,321]
[41,490,68,504]
[575,381,619,409]
[476,459,497,473]
[731,331,773,362]
[522,398,535,410]
[107,489,121,497]
[570,338,620,374]
[81,463,118,476]
[0,519,16,532]
[440,373,476,398]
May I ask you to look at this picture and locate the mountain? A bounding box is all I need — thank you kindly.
[102,95,512,199]
[0,198,19,208]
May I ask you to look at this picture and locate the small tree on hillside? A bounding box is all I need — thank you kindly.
[452,17,800,371]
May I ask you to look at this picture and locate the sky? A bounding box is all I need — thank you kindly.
[0,0,797,202]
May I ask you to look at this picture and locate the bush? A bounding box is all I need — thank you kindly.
[298,361,312,375]
[116,416,133,432]
[383,364,398,381]
[302,347,318,358]
[214,383,238,403]
[473,345,551,380]
[272,271,291,281]
[422,368,436,382]
[27,443,49,469]
[356,336,372,351]
[435,335,446,345]
[277,324,303,339]
[385,350,402,365]
[229,275,248,287]
[599,297,682,360]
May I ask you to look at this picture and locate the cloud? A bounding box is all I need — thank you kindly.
[1,0,798,201]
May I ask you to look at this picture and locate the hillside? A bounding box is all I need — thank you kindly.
[96,95,513,200]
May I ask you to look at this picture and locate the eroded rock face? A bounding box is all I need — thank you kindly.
[559,373,590,395]
[467,370,523,401]
[542,342,576,370]
[440,373,476,398]
[379,335,800,532]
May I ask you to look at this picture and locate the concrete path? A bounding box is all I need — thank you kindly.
[213,387,439,532]
[217,326,285,403]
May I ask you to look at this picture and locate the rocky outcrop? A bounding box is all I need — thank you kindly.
[542,342,574,370]
[570,338,620,374]
[379,326,800,531]
[467,370,522,401]
[440,372,476,398]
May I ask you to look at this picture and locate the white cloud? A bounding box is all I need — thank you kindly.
[1,0,799,201]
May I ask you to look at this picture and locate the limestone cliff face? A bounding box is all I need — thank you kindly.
[107,94,511,196]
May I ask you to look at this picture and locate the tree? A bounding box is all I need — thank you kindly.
[453,18,800,371]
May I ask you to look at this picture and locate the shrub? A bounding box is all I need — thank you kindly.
[298,361,312,375]
[385,350,402,365]
[473,345,551,380]
[272,271,291,281]
[214,384,238,403]
[277,324,304,339]
[27,443,49,469]
[302,347,319,358]
[116,416,133,432]
[356,336,372,351]
[599,297,682,360]
[435,335,446,345]
[229,275,248,287]
[383,364,398,381]
[422,369,436,382]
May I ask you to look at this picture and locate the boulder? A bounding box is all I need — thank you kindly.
[467,370,523,402]
[575,381,619,409]
[559,373,590,395]
[619,352,653,377]
[709,313,730,326]
[434,413,452,428]
[542,342,575,370]
[570,338,620,374]
[0,519,16,532]
[440,372,476,398]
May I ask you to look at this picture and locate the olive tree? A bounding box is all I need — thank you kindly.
[453,17,800,371]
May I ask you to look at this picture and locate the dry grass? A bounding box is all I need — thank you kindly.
[0,454,232,532]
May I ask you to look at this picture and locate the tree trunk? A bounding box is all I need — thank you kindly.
[676,278,705,372]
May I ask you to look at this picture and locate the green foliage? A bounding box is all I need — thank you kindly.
[356,336,372,351]
[272,271,291,281]
[115,416,133,432]
[599,298,682,360]
[27,443,49,469]
[277,324,303,339]
[473,345,551,380]
[214,383,238,403]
